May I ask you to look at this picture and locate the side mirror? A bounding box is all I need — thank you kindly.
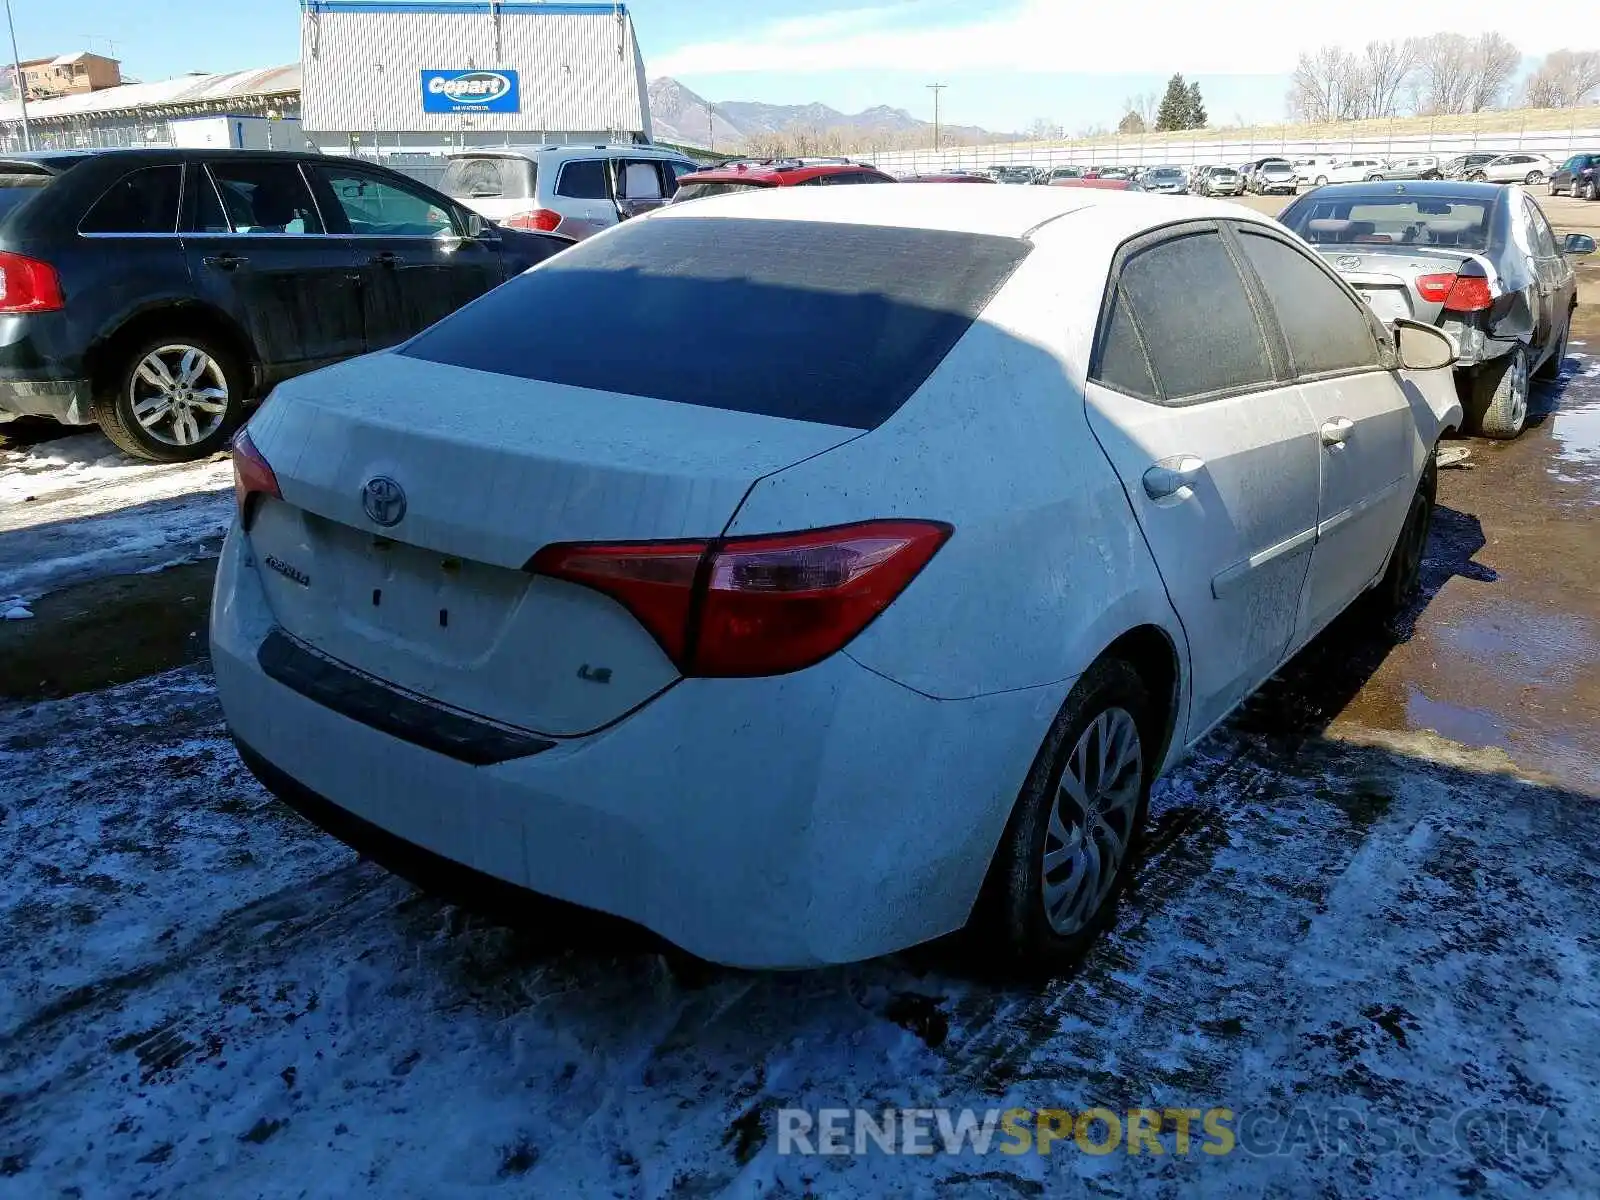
[1394,319,1458,371]
[464,211,496,241]
[1562,232,1596,256]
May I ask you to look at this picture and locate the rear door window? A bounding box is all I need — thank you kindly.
[201,161,324,234]
[555,159,610,200]
[80,164,183,234]
[1093,230,1276,402]
[401,216,1031,430]
[1236,228,1380,377]
[617,161,665,200]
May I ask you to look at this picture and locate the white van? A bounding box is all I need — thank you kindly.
[440,144,702,240]
[1291,156,1340,183]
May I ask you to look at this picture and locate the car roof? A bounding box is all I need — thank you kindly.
[678,159,889,186]
[444,144,687,161]
[648,181,1279,241]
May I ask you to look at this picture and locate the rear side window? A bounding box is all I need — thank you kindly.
[440,156,534,201]
[0,161,61,220]
[80,165,182,234]
[618,161,665,200]
[555,159,609,200]
[402,216,1031,430]
[673,181,768,202]
[1094,231,1274,402]
[201,162,324,234]
[1236,229,1378,377]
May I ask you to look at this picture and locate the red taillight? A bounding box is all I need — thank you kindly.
[1442,274,1493,313]
[530,519,952,677]
[232,429,281,526]
[1415,272,1456,304]
[501,208,562,232]
[0,251,63,313]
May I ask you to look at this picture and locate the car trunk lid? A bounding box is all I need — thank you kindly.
[1310,245,1496,326]
[241,353,862,736]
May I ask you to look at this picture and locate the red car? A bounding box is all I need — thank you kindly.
[671,157,896,202]
[900,173,996,183]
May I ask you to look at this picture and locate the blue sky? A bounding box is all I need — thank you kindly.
[11,1,1582,132]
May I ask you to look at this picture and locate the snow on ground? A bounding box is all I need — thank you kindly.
[2,666,1597,1198]
[0,430,231,600]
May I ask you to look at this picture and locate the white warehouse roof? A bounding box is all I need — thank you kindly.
[0,65,301,124]
[299,0,651,136]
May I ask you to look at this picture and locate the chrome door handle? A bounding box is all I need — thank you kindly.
[1321,417,1355,446]
[1142,454,1206,500]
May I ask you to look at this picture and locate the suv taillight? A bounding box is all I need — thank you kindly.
[502,209,563,232]
[232,429,281,527]
[530,520,952,677]
[0,252,63,313]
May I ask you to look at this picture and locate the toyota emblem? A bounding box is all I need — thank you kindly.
[361,476,407,527]
[1337,255,1362,270]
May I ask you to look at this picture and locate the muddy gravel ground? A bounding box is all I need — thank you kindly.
[1,205,1599,1198]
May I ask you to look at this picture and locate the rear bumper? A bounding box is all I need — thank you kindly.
[211,523,1064,968]
[0,376,93,424]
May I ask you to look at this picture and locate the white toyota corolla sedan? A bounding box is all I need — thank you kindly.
[212,184,1462,970]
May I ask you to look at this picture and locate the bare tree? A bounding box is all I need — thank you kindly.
[1287,46,1363,122]
[1026,117,1063,140]
[1360,39,1417,118]
[1411,33,1476,114]
[1524,49,1600,107]
[1467,32,1521,112]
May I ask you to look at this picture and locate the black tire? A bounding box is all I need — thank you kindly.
[1574,181,1585,200]
[1525,171,1544,186]
[1470,171,1488,182]
[1550,180,1561,197]
[1463,346,1530,440]
[978,658,1155,974]
[92,333,246,463]
[1367,173,1385,182]
[1366,456,1435,623]
[1315,175,1329,186]
[1535,311,1571,382]
[1586,178,1599,202]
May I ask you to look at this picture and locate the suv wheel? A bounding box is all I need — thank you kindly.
[981,658,1154,973]
[1587,178,1599,202]
[1470,171,1488,182]
[1315,175,1329,186]
[1466,346,1530,440]
[1525,170,1545,186]
[93,335,246,463]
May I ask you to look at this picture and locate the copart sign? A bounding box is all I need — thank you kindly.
[421,70,521,114]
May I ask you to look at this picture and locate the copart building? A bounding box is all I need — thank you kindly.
[0,1,653,174]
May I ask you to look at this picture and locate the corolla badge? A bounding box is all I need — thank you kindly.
[428,71,513,104]
[1337,255,1362,270]
[362,476,407,527]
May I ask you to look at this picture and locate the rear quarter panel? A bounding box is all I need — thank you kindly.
[724,226,1188,710]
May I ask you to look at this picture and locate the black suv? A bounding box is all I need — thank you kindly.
[1550,152,1600,201]
[0,149,569,460]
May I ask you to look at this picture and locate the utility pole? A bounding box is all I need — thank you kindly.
[4,0,30,151]
[705,99,714,153]
[927,82,946,155]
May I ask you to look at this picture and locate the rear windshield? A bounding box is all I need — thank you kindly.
[439,156,535,201]
[673,180,770,202]
[402,216,1031,430]
[1282,195,1492,250]
[0,162,60,220]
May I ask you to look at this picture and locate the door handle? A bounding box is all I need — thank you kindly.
[202,253,248,270]
[369,251,406,267]
[1321,417,1355,447]
[1142,454,1206,500]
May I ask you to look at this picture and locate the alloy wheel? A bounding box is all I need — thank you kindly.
[1508,350,1529,431]
[1526,171,1544,185]
[1041,707,1143,936]
[128,344,230,448]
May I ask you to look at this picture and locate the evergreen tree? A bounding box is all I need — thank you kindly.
[1117,110,1147,135]
[1154,74,1190,131]
[1186,81,1208,128]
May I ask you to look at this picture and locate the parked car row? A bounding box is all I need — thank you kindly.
[213,181,1472,971]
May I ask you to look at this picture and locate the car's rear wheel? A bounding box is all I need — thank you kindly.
[1586,178,1599,202]
[1465,346,1530,440]
[1525,170,1545,186]
[1366,456,1435,623]
[1315,175,1329,186]
[980,658,1153,973]
[1470,171,1488,182]
[93,335,246,462]
[1574,181,1585,199]
[1367,173,1384,182]
[1551,180,1562,196]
